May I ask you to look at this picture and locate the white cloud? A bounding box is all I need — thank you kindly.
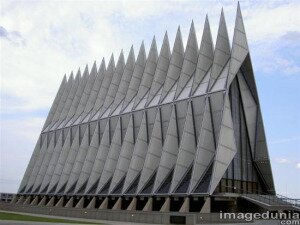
[275,158,291,164]
[296,163,300,169]
[270,137,300,145]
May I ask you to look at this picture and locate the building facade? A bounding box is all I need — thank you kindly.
[14,4,276,213]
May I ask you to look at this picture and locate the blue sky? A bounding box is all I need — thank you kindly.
[0,0,299,198]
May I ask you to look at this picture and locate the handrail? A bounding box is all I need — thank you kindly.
[219,185,299,207]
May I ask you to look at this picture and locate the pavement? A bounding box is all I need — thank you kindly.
[1,210,299,225]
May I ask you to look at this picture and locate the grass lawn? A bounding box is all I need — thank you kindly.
[0,211,101,224]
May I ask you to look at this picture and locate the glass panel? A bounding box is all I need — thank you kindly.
[177,75,194,100]
[135,92,148,110]
[162,82,177,104]
[101,107,111,118]
[123,98,135,113]
[111,100,124,116]
[193,68,211,96]
[148,87,162,107]
[65,115,75,127]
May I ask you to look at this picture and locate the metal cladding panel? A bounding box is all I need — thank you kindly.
[153,106,179,193]
[211,61,229,92]
[160,104,173,141]
[31,134,56,193]
[64,124,96,194]
[254,110,275,193]
[46,74,74,131]
[237,73,257,152]
[190,98,215,192]
[39,132,63,193]
[175,22,198,99]
[209,94,237,194]
[90,55,115,117]
[121,42,147,111]
[84,120,112,194]
[74,123,100,193]
[191,16,214,94]
[81,60,106,123]
[122,112,148,193]
[146,32,171,105]
[99,52,125,117]
[110,47,135,115]
[137,109,162,193]
[109,116,136,193]
[170,102,196,192]
[24,137,48,193]
[55,73,80,128]
[161,27,184,102]
[55,127,81,194]
[46,129,72,193]
[208,10,231,90]
[175,100,189,141]
[145,107,157,141]
[18,136,41,193]
[177,75,193,101]
[227,3,249,88]
[73,64,97,123]
[97,119,122,193]
[209,91,225,144]
[42,75,67,130]
[191,96,206,139]
[193,68,210,96]
[64,71,88,125]
[133,38,158,109]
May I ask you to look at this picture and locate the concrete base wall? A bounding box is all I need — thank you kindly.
[0,202,202,225]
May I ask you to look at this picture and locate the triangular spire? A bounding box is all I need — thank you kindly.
[55,128,81,194]
[83,64,89,77]
[133,37,158,109]
[191,16,214,94]
[209,94,237,194]
[190,98,215,192]
[146,31,171,105]
[126,46,136,69]
[110,46,136,115]
[84,120,111,194]
[170,102,196,192]
[98,50,125,118]
[39,132,63,193]
[137,108,162,193]
[237,74,257,153]
[208,9,231,90]
[175,21,198,99]
[121,41,147,111]
[226,3,249,87]
[45,73,75,131]
[89,54,115,117]
[46,129,71,193]
[253,109,275,193]
[109,115,135,193]
[122,111,148,193]
[79,59,106,123]
[64,127,91,194]
[31,134,56,193]
[97,119,122,193]
[74,123,99,194]
[153,106,179,193]
[24,137,48,193]
[98,58,106,74]
[90,61,97,77]
[160,26,184,102]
